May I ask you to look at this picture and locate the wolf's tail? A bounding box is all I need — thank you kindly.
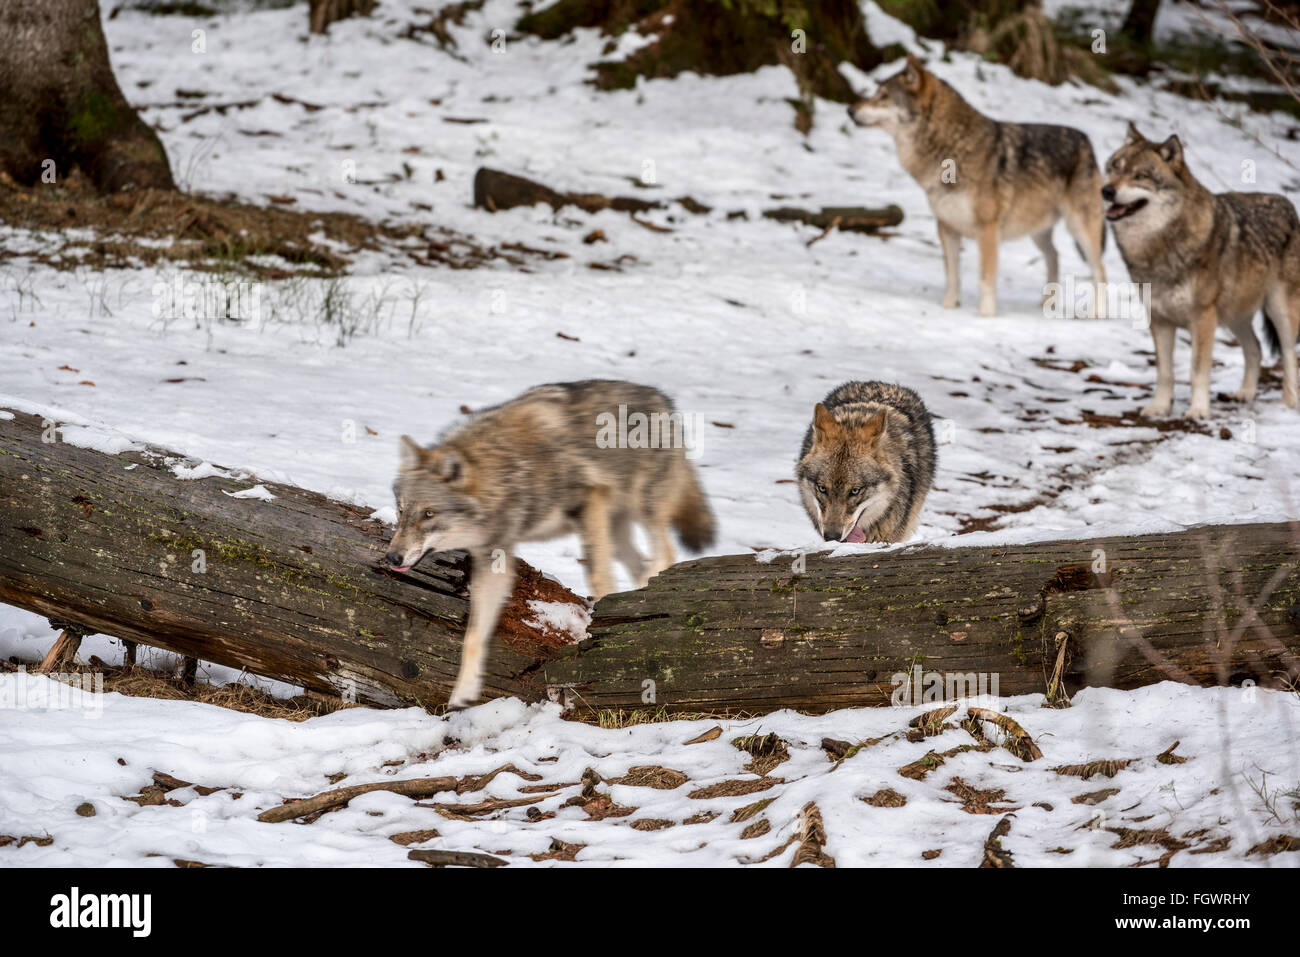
[1263,310,1282,357]
[672,464,716,553]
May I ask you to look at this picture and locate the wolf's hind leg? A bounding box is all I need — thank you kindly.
[1230,319,1261,403]
[938,222,962,309]
[612,511,648,588]
[1063,200,1107,319]
[448,546,515,709]
[645,507,677,583]
[1032,227,1059,291]
[582,487,616,600]
[976,222,999,317]
[1266,283,1300,409]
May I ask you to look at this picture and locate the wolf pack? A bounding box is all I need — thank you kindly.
[387,55,1300,707]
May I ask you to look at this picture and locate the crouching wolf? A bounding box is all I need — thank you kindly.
[849,54,1107,317]
[1104,123,1300,418]
[796,382,936,544]
[385,380,715,708]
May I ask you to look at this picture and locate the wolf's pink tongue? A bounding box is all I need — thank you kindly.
[843,526,867,544]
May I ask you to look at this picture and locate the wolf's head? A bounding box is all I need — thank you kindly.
[797,404,898,543]
[1102,123,1187,228]
[384,435,487,570]
[848,54,930,132]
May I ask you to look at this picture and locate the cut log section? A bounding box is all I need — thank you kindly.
[0,408,581,707]
[3,406,1297,715]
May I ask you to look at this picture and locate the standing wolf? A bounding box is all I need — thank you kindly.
[796,381,936,544]
[1103,123,1300,418]
[849,54,1107,317]
[385,380,715,708]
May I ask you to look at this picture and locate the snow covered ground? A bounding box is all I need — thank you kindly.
[2,1,1299,865]
[2,673,1298,867]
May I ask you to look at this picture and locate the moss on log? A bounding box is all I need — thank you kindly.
[0,408,578,707]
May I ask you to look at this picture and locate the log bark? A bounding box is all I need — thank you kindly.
[0,408,580,707]
[541,524,1300,713]
[4,405,1298,716]
[0,0,175,192]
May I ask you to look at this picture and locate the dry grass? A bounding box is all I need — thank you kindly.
[578,706,760,729]
[12,657,352,721]
[0,173,547,277]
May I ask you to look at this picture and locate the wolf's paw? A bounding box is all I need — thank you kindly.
[1284,391,1299,410]
[1139,401,1172,419]
[1183,402,1210,420]
[1229,388,1256,404]
[977,299,996,318]
[941,294,960,309]
[447,680,481,710]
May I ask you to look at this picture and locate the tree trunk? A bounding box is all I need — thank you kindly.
[4,406,1297,716]
[0,0,174,192]
[1121,0,1162,48]
[0,409,579,707]
[309,0,378,34]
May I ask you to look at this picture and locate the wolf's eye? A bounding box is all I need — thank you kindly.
[423,509,436,519]
[849,486,863,497]
[816,483,828,495]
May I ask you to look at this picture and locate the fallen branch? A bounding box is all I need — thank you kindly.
[258,777,459,824]
[408,848,508,868]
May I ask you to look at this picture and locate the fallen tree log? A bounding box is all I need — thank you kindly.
[762,204,904,234]
[4,406,1298,715]
[0,408,581,707]
[540,523,1300,713]
[472,167,903,234]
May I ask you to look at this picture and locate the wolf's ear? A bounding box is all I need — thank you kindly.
[433,449,465,484]
[1124,121,1145,145]
[903,54,924,89]
[399,435,422,470]
[859,409,888,447]
[812,403,840,444]
[1157,134,1183,167]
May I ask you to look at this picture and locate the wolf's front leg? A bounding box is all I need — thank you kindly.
[1184,309,1217,419]
[976,223,999,317]
[937,222,961,309]
[1140,320,1176,418]
[447,546,515,709]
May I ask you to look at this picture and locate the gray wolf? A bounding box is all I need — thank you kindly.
[1104,122,1300,418]
[385,380,715,707]
[849,54,1107,317]
[796,381,936,544]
